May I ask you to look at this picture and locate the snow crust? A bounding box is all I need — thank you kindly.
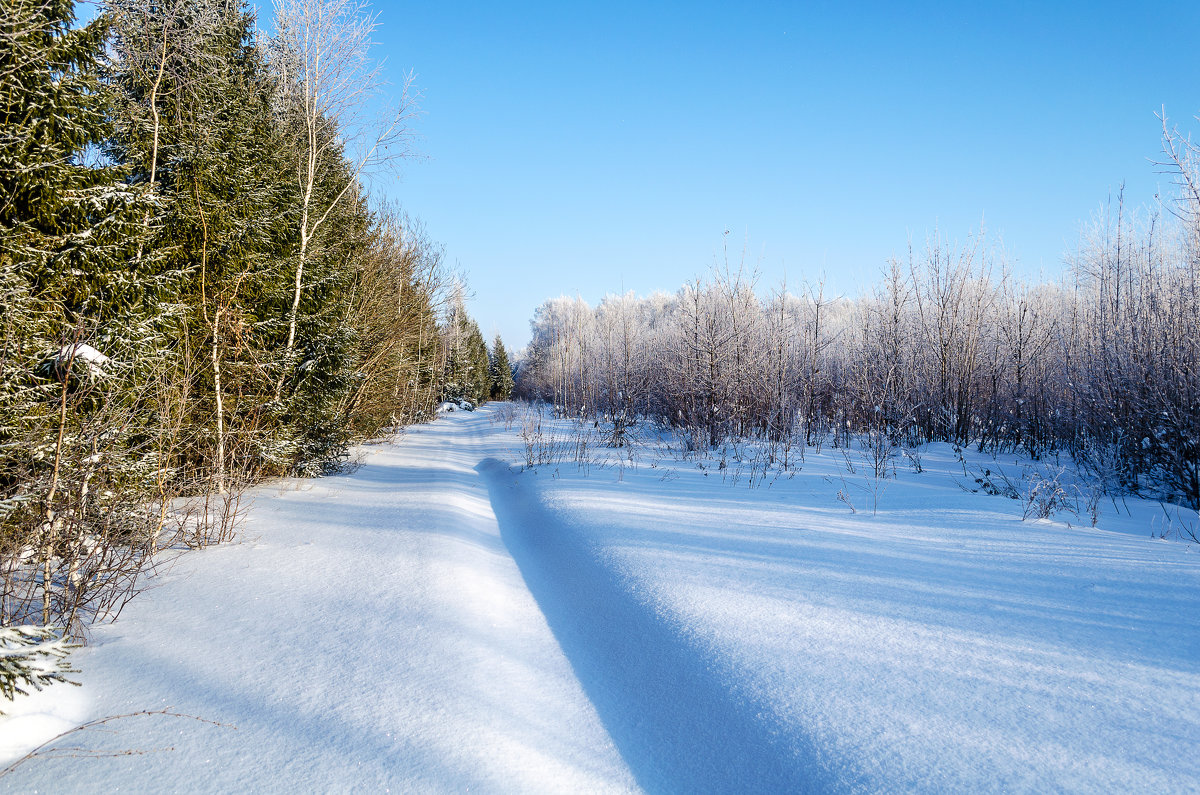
[2,404,1198,792]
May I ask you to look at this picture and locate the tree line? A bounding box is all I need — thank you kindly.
[0,0,510,635]
[518,116,1200,510]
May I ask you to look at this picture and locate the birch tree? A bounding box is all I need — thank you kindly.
[269,0,417,396]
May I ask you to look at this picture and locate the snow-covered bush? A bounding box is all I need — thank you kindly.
[1022,470,1077,521]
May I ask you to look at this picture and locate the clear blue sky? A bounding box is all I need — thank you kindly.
[369,1,1197,351]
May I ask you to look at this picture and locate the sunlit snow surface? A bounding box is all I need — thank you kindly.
[3,404,1198,792]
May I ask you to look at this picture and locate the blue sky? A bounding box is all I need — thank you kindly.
[367,2,1197,350]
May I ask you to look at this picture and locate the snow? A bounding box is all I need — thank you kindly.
[0,411,634,792]
[436,400,476,413]
[57,343,108,368]
[2,405,1199,791]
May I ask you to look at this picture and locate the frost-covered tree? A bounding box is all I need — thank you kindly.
[108,0,296,489]
[513,153,1200,507]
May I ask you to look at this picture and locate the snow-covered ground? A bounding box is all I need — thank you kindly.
[0,410,635,792]
[2,403,1199,792]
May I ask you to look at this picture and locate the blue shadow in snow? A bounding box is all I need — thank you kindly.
[478,458,838,794]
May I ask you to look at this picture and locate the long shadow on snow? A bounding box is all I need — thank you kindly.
[478,458,836,794]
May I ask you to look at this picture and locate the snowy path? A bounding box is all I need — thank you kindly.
[3,405,1200,792]
[1,410,636,792]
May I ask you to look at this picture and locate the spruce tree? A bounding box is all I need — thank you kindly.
[465,322,490,405]
[0,626,77,712]
[0,0,166,628]
[107,0,356,481]
[490,335,514,401]
[441,297,491,406]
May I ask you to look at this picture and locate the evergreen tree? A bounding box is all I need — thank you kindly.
[0,0,149,324]
[0,0,448,630]
[107,0,375,479]
[464,322,490,405]
[107,0,298,484]
[441,295,490,406]
[0,0,168,628]
[489,335,514,401]
[277,189,368,474]
[0,626,77,712]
